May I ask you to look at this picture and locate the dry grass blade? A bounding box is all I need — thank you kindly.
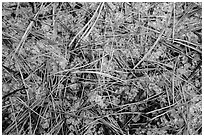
[3,98,45,134]
[47,119,64,135]
[172,2,176,42]
[99,118,124,135]
[14,3,44,55]
[173,40,202,54]
[148,98,191,122]
[133,29,165,69]
[66,3,103,55]
[2,2,201,135]
[2,87,28,99]
[145,102,177,115]
[54,53,109,75]
[16,97,47,120]
[82,2,104,40]
[172,56,179,104]
[9,98,19,134]
[72,70,126,83]
[116,92,164,110]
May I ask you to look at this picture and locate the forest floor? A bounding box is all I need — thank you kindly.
[2,2,202,135]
